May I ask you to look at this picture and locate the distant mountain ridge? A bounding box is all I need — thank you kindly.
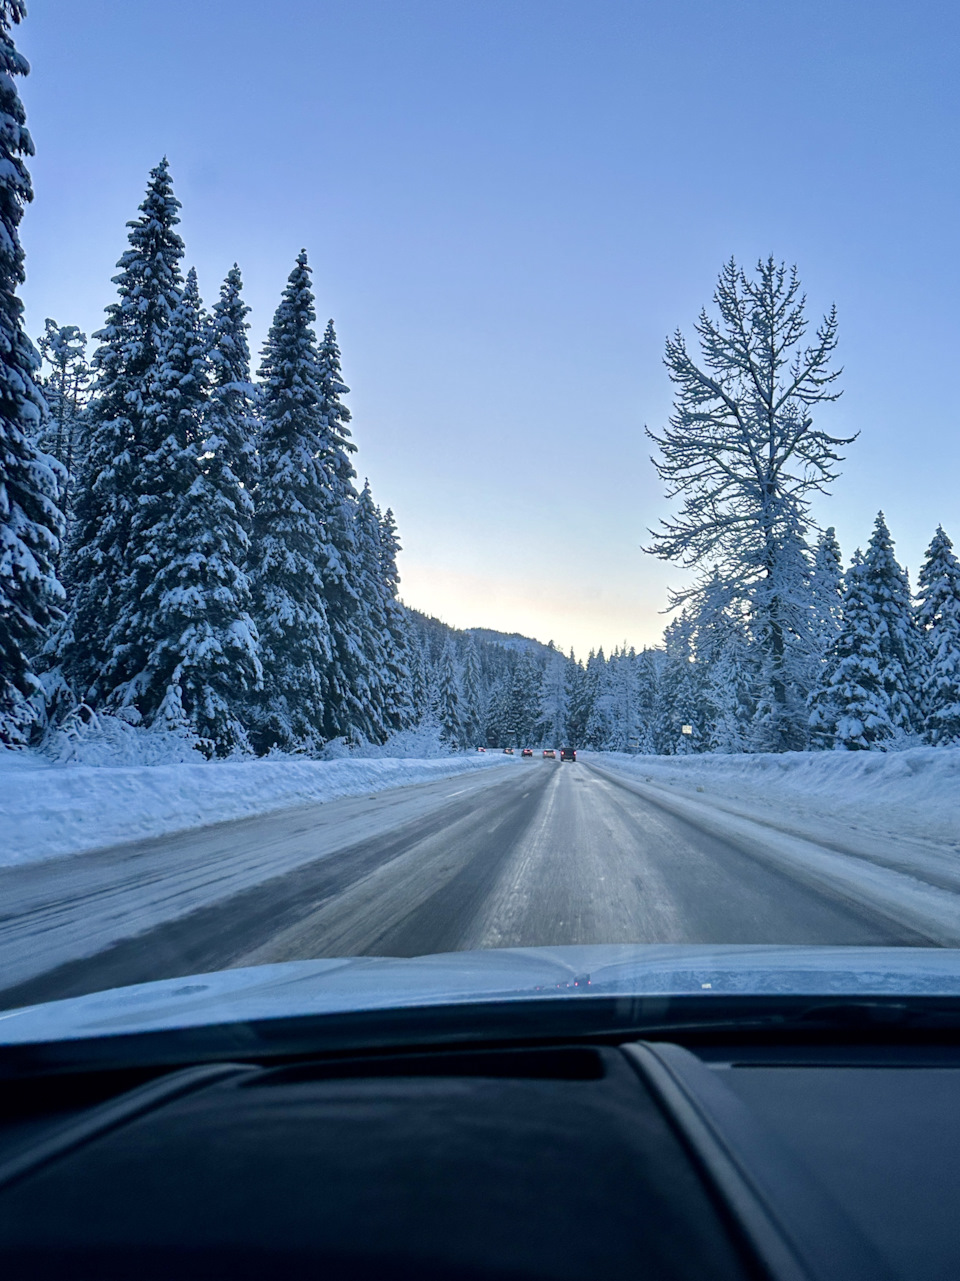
[465,628,558,659]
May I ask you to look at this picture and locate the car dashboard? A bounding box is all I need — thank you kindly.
[0,1004,958,1280]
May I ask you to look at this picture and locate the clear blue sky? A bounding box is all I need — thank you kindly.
[16,0,960,657]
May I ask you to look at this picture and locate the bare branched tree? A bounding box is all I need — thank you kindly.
[646,256,855,749]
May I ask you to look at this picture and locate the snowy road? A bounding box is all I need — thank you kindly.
[3,759,958,1009]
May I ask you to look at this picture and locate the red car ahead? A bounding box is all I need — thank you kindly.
[521,748,533,757]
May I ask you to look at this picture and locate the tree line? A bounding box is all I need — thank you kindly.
[6,157,422,755]
[401,505,960,755]
[1,3,957,755]
[551,513,959,754]
[636,257,960,754]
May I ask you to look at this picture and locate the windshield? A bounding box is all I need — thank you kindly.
[1,1,959,1026]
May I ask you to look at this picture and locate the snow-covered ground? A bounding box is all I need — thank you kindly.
[0,747,513,868]
[590,747,960,850]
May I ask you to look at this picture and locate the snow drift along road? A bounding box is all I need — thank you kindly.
[590,747,960,850]
[2,752,513,867]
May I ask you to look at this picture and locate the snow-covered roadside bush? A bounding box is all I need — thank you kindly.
[40,706,209,767]
[321,723,458,760]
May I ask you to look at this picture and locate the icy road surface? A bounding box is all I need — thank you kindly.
[3,758,959,1009]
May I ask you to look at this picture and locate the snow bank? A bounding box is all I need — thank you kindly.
[591,747,960,849]
[321,724,464,760]
[0,750,512,868]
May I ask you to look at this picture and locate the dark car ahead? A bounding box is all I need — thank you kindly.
[560,747,576,762]
[521,748,533,757]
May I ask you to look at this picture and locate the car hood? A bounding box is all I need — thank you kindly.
[1,944,959,1044]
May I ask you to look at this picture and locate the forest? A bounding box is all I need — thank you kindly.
[2,6,958,758]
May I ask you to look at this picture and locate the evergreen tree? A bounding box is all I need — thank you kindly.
[506,650,542,745]
[537,647,569,745]
[746,522,815,752]
[62,159,184,704]
[35,319,89,556]
[809,526,844,662]
[485,674,513,748]
[654,613,704,754]
[108,266,209,717]
[408,614,431,723]
[567,650,600,747]
[0,0,63,745]
[433,636,463,747]
[249,251,333,752]
[810,552,891,750]
[208,265,259,501]
[460,634,485,746]
[314,319,370,742]
[805,526,846,748]
[606,648,646,752]
[861,512,923,739]
[351,479,389,743]
[585,650,616,748]
[633,649,662,753]
[133,268,260,753]
[704,639,753,754]
[916,526,960,745]
[647,257,852,751]
[693,573,754,752]
[378,505,417,733]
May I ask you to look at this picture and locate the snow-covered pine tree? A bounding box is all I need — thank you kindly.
[692,571,754,753]
[249,251,334,753]
[633,649,662,753]
[378,505,416,733]
[916,525,960,745]
[408,614,431,724]
[0,0,63,745]
[506,650,542,746]
[704,637,753,754]
[433,636,463,748]
[809,551,891,750]
[804,526,846,748]
[566,650,600,747]
[34,320,89,555]
[460,633,485,747]
[351,479,390,744]
[106,267,210,720]
[309,318,370,741]
[133,267,260,754]
[537,646,569,746]
[562,650,584,746]
[585,649,616,749]
[809,527,844,662]
[747,523,816,752]
[861,512,924,741]
[62,159,184,705]
[647,258,852,752]
[654,612,704,754]
[483,680,510,748]
[609,648,645,752]
[208,265,259,504]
